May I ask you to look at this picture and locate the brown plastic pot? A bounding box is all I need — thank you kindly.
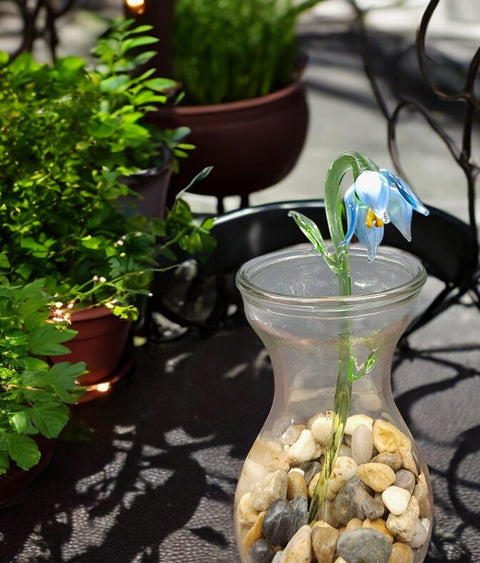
[0,436,55,507]
[51,306,132,390]
[148,68,309,208]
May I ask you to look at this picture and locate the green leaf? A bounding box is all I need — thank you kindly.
[121,36,159,55]
[29,400,70,438]
[6,433,41,471]
[45,362,87,403]
[28,325,77,356]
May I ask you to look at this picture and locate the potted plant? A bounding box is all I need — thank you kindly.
[145,0,328,211]
[0,278,86,505]
[0,23,215,394]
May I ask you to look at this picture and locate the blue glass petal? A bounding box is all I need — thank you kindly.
[341,185,359,246]
[380,169,429,216]
[388,186,413,241]
[355,203,384,261]
[354,170,390,222]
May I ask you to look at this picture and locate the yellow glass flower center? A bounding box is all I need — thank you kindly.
[366,209,384,229]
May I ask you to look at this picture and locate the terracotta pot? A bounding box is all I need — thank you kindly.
[51,306,132,389]
[148,70,309,209]
[0,437,55,507]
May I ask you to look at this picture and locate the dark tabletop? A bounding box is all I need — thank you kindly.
[1,284,479,562]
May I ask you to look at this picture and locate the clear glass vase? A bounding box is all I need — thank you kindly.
[234,246,433,563]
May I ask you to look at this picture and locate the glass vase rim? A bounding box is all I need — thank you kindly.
[236,245,427,310]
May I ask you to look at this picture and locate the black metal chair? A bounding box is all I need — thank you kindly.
[150,199,479,338]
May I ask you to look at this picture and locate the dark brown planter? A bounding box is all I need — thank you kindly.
[51,306,133,401]
[0,437,55,507]
[148,72,309,210]
[119,162,173,219]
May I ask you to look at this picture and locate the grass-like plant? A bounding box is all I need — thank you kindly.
[172,0,326,105]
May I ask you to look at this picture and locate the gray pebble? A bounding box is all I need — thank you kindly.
[336,527,392,563]
[394,469,416,494]
[248,538,274,563]
[262,498,296,547]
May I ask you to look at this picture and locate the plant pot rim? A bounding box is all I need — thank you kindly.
[236,246,427,311]
[68,305,122,323]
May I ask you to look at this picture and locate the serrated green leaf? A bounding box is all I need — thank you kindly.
[28,324,77,356]
[45,362,87,403]
[6,433,41,471]
[29,401,69,438]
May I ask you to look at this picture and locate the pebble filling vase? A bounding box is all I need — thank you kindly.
[234,246,433,563]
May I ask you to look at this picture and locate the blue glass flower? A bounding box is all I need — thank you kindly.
[342,169,430,260]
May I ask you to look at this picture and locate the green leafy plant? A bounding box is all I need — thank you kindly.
[172,0,327,104]
[0,21,214,320]
[0,279,86,474]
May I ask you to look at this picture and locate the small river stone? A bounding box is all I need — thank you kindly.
[394,469,416,493]
[291,495,308,530]
[242,511,266,550]
[329,477,384,527]
[237,492,259,528]
[389,542,414,563]
[414,474,431,518]
[351,424,374,465]
[310,414,333,444]
[312,525,339,563]
[386,496,420,544]
[410,518,429,549]
[356,462,396,492]
[288,429,319,464]
[287,470,308,500]
[298,460,321,485]
[326,456,358,500]
[252,469,288,511]
[262,498,295,547]
[370,452,402,471]
[279,525,312,562]
[382,485,411,516]
[336,528,392,563]
[345,414,374,434]
[373,419,411,453]
[248,538,275,563]
[363,518,393,542]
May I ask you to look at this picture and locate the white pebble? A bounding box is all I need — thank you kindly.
[327,456,358,500]
[410,518,429,548]
[288,429,319,464]
[345,414,373,434]
[382,485,411,516]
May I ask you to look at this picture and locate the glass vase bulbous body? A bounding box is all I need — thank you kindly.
[234,246,433,563]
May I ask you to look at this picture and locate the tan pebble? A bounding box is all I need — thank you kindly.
[363,518,394,542]
[279,524,312,562]
[389,541,414,562]
[310,414,333,444]
[326,456,358,500]
[288,429,320,464]
[386,496,420,544]
[399,446,418,476]
[345,413,374,434]
[236,492,259,528]
[287,470,308,500]
[414,473,431,518]
[251,469,288,511]
[308,471,321,498]
[312,520,333,529]
[371,452,403,472]
[345,517,363,531]
[356,462,396,492]
[334,558,349,563]
[382,486,411,516]
[242,511,265,549]
[312,525,339,563]
[373,420,411,453]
